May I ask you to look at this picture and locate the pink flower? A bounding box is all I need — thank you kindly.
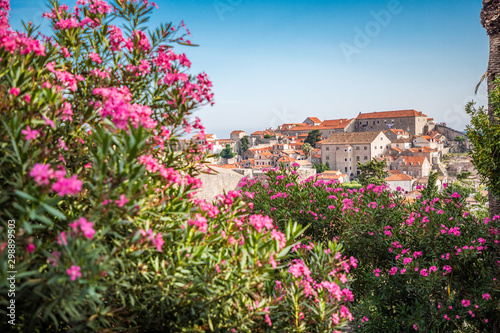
[115,194,129,207]
[289,260,311,278]
[420,269,428,277]
[248,214,274,233]
[30,163,54,185]
[461,299,471,307]
[373,268,380,277]
[403,257,412,265]
[21,126,40,141]
[57,231,68,245]
[43,115,55,128]
[389,267,398,275]
[10,87,20,96]
[88,52,102,63]
[271,229,286,249]
[413,324,418,330]
[27,244,35,253]
[482,293,490,300]
[153,233,164,252]
[188,214,208,233]
[51,174,82,196]
[66,265,82,281]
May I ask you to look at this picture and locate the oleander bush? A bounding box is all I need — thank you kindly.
[241,165,500,332]
[0,1,356,331]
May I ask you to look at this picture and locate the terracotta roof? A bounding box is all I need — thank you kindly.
[306,117,322,123]
[231,130,245,134]
[389,129,409,134]
[399,156,428,166]
[277,156,297,163]
[279,123,308,130]
[388,169,402,175]
[391,147,403,152]
[323,131,385,144]
[385,173,414,181]
[357,110,427,119]
[258,151,274,158]
[219,164,238,169]
[320,118,353,128]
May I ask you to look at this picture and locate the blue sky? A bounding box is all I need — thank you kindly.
[9,0,489,138]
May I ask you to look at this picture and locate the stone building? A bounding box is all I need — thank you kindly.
[230,130,247,142]
[384,173,416,193]
[321,131,391,179]
[355,110,428,136]
[391,156,431,178]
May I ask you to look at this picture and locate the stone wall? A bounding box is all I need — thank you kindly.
[195,167,316,201]
[195,166,245,201]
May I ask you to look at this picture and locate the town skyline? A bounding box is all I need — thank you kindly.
[9,0,489,139]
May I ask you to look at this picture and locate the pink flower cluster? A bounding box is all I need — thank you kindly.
[139,228,164,252]
[29,163,82,196]
[69,217,96,239]
[93,86,157,130]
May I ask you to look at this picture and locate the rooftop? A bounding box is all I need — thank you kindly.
[357,109,427,120]
[323,131,385,144]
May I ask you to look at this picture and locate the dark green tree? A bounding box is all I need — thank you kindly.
[421,171,439,199]
[241,136,250,153]
[357,158,388,186]
[454,135,465,142]
[314,161,330,174]
[304,129,321,148]
[220,144,236,159]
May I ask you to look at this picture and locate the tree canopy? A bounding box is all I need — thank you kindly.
[304,129,322,148]
[357,158,388,186]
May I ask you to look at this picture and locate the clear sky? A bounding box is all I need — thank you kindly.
[9,0,489,138]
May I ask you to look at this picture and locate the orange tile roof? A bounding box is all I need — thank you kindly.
[277,156,297,163]
[219,164,238,169]
[388,169,402,175]
[385,173,414,181]
[306,117,322,123]
[400,156,427,166]
[357,110,427,119]
[231,130,245,134]
[320,118,353,128]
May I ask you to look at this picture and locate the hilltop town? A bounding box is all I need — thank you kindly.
[190,109,481,200]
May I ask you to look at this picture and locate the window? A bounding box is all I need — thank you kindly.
[345,158,347,162]
[356,146,360,150]
[349,158,351,161]
[409,171,412,176]
[326,156,330,160]
[364,156,368,160]
[377,120,380,124]
[356,156,360,161]
[380,137,383,140]
[350,166,352,170]
[336,147,339,150]
[345,167,348,172]
[380,146,383,149]
[326,147,330,151]
[364,146,367,150]
[373,121,375,125]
